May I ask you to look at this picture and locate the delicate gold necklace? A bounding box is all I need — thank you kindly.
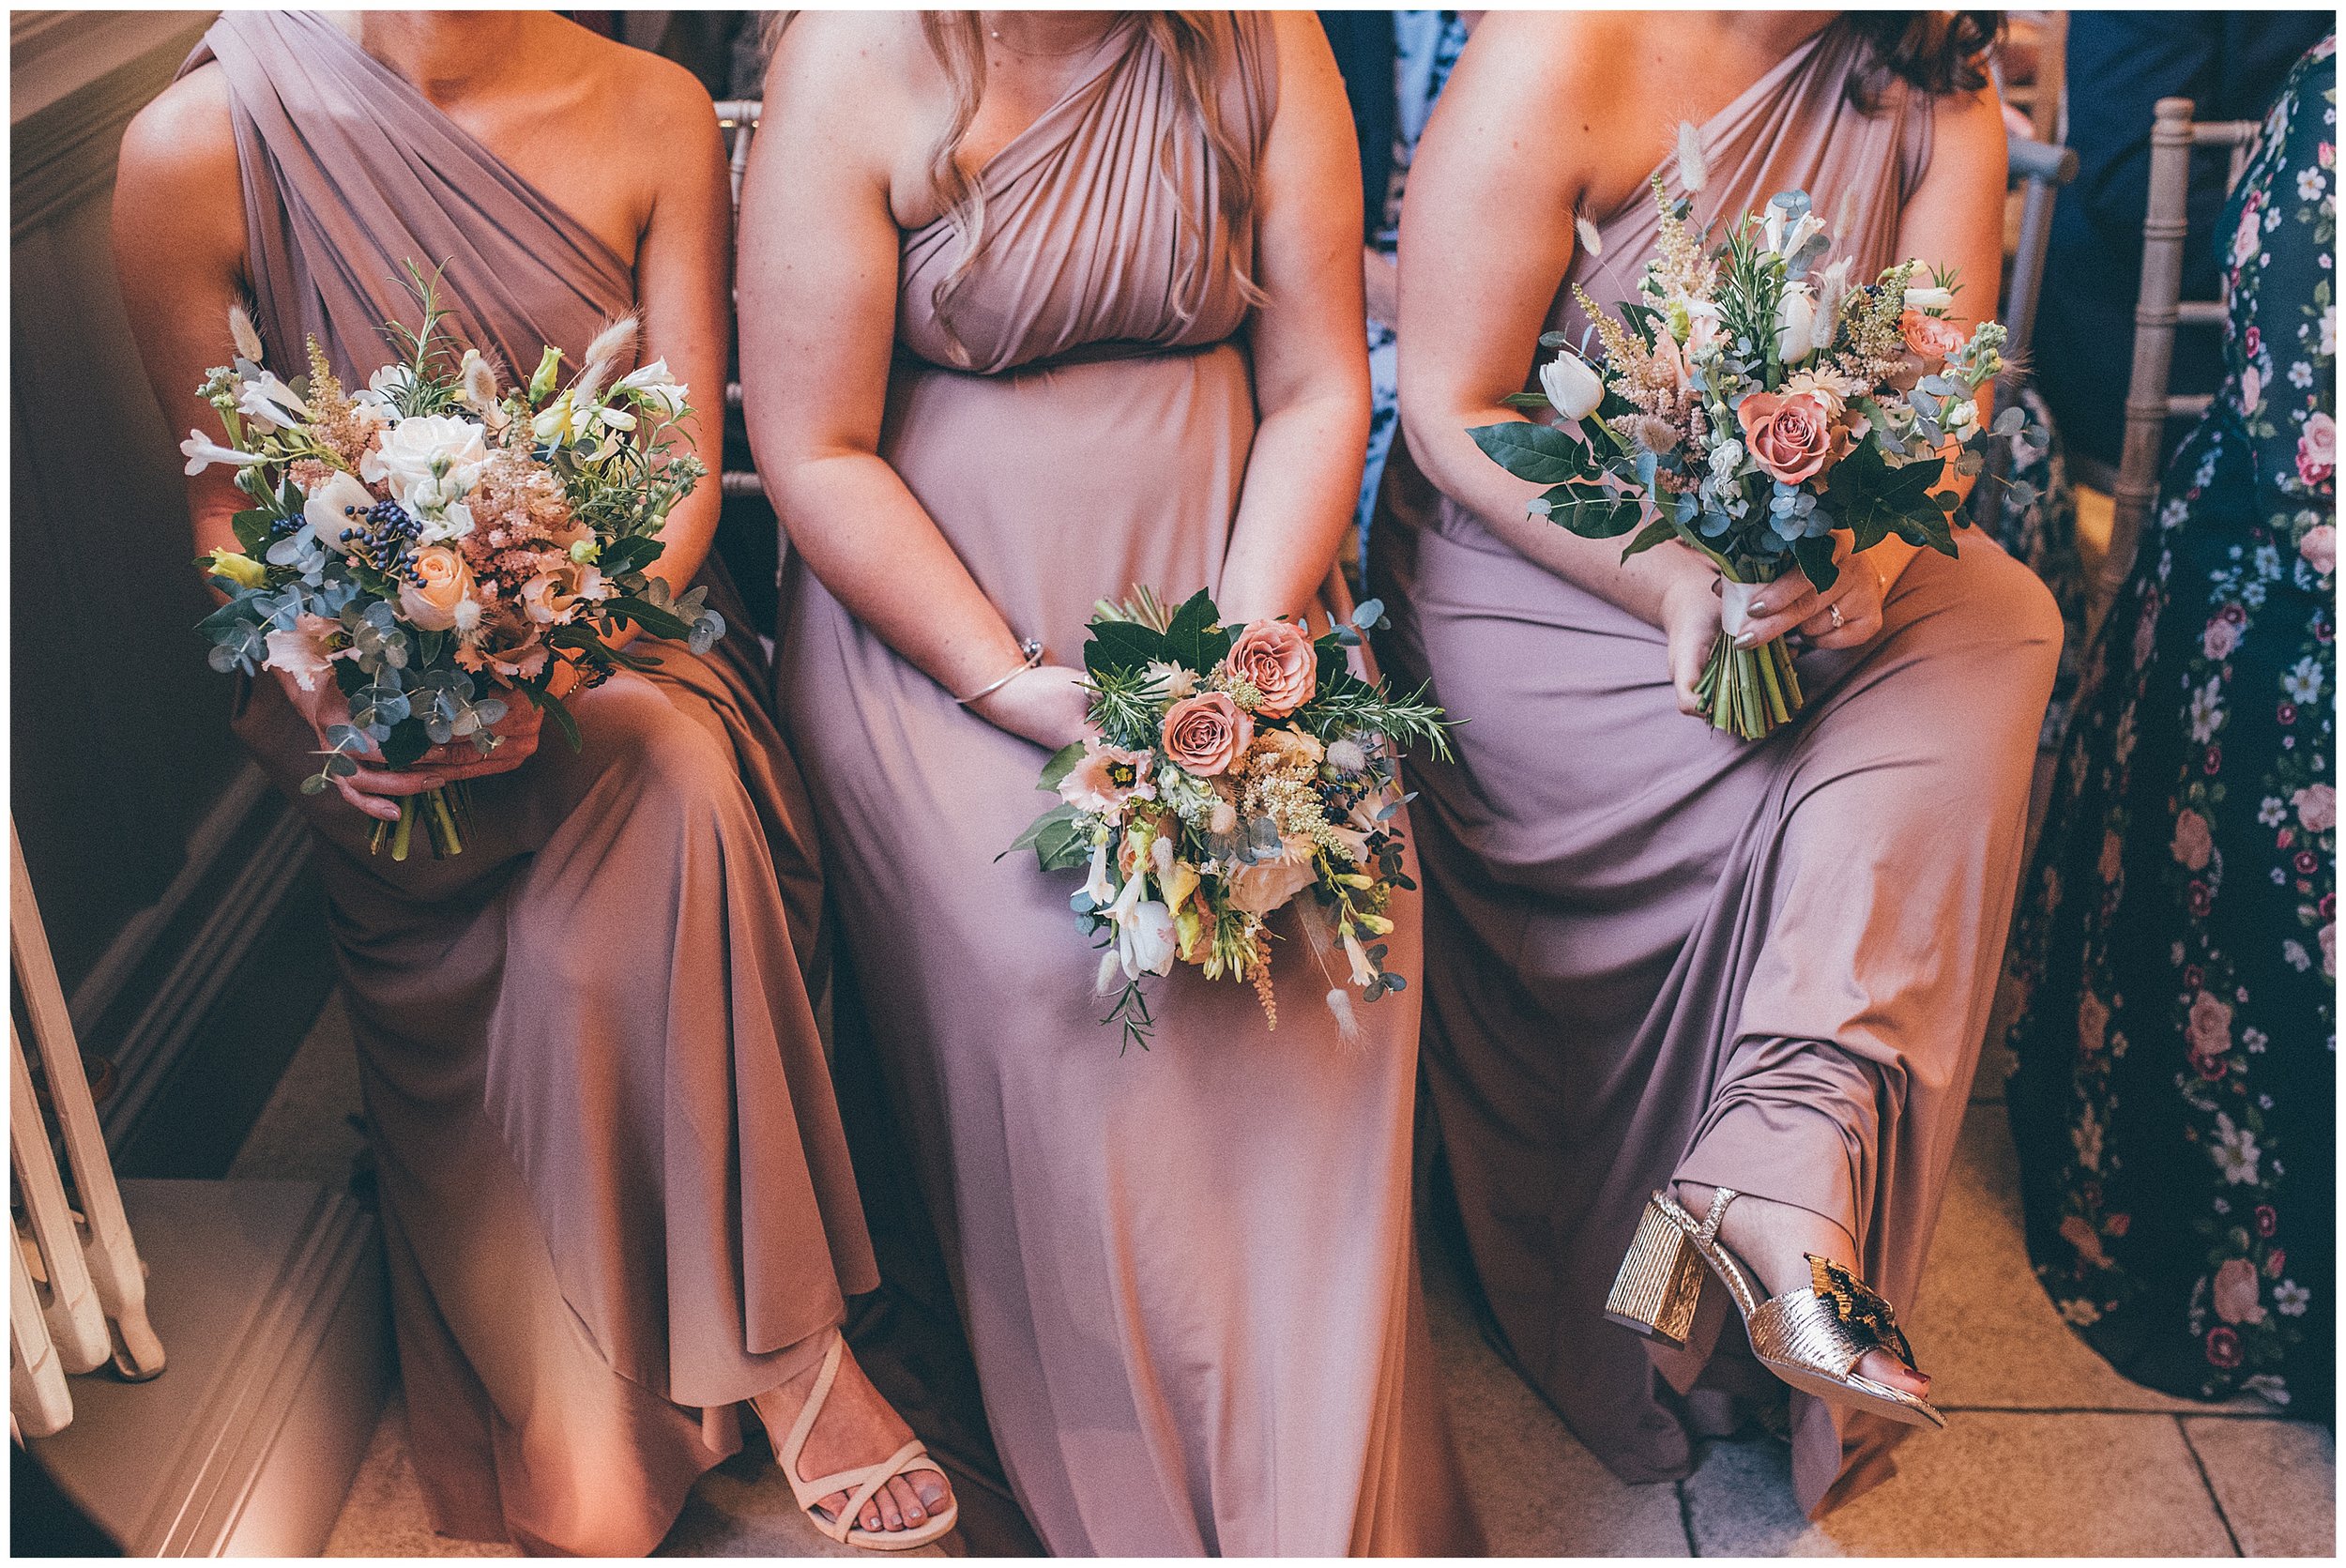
[985,17,1120,59]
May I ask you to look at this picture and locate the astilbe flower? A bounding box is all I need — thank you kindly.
[1830,262,1920,388]
[301,343,382,471]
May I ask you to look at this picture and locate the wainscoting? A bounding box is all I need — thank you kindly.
[11,9,335,1177]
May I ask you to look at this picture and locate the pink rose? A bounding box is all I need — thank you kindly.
[1226,834,1319,916]
[2296,412,2335,487]
[1160,693,1253,777]
[2240,365,2263,414]
[1898,309,1970,362]
[2201,617,2242,661]
[2322,921,2336,979]
[2293,783,2337,833]
[1059,738,1156,819]
[2171,809,2214,870]
[2186,991,2234,1072]
[2299,523,2336,576]
[1736,390,1839,486]
[2077,991,2110,1056]
[2213,1257,2266,1326]
[1223,618,1318,719]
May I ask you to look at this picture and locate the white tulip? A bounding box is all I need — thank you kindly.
[303,471,379,556]
[1539,350,1606,421]
[179,429,266,476]
[614,358,687,418]
[1774,283,1816,363]
[1904,283,1956,312]
[1117,900,1179,978]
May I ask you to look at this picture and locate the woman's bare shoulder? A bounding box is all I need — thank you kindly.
[763,9,935,116]
[118,60,237,188]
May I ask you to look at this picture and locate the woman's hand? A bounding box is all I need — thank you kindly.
[277,665,543,824]
[1733,538,1888,653]
[1658,567,1726,717]
[969,663,1093,753]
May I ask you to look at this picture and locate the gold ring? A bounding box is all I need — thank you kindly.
[1828,602,1845,631]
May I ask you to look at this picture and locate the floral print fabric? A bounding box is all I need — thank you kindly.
[2005,38,2337,1415]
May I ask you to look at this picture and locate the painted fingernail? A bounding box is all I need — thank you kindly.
[1733,631,1760,649]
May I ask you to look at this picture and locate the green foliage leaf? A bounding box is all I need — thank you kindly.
[1823,444,1958,556]
[1037,740,1088,792]
[1536,481,1645,540]
[604,594,693,641]
[1790,533,1840,592]
[1004,802,1093,872]
[1083,618,1168,678]
[1469,419,1599,486]
[231,508,274,554]
[1622,518,1680,559]
[1160,588,1230,671]
[521,682,584,753]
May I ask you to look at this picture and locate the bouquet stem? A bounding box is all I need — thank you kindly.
[370,784,469,861]
[1693,631,1804,742]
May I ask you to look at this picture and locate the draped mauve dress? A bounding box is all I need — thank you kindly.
[776,16,1474,1556]
[1371,27,2064,1515]
[187,13,878,1555]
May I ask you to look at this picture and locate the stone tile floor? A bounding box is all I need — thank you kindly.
[242,997,2334,1557]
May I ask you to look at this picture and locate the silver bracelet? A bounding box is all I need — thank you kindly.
[953,638,1045,707]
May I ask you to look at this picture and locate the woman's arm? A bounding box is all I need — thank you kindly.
[1394,14,1720,633]
[738,15,1089,750]
[1217,12,1372,625]
[114,69,256,565]
[620,56,735,599]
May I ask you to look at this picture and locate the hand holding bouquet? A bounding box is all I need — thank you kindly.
[189,267,720,858]
[1006,587,1452,1052]
[1471,145,2040,739]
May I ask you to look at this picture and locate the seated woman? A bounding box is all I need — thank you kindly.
[114,11,950,1554]
[1373,10,2061,1515]
[2005,35,2336,1422]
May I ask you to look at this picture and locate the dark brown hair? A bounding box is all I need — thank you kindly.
[1832,11,2002,112]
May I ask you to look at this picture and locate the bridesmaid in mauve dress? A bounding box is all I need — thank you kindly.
[743,11,1476,1556]
[1372,13,2060,1515]
[115,11,948,1554]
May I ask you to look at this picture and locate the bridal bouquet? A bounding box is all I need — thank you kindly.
[188,269,718,859]
[1006,587,1451,1052]
[1472,149,2036,739]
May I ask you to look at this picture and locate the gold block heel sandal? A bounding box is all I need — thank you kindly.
[1604,1187,1944,1430]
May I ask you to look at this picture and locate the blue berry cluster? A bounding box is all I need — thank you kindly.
[339,498,425,581]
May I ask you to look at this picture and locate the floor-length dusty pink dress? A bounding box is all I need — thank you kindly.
[186,13,877,1554]
[776,16,1473,1557]
[1372,25,2063,1515]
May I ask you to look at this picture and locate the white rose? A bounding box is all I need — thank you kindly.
[1539,350,1605,421]
[360,413,488,514]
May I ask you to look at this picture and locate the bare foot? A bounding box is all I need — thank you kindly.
[1674,1183,1931,1402]
[753,1340,954,1539]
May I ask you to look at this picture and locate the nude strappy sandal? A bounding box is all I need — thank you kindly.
[1605,1187,1944,1430]
[754,1333,959,1552]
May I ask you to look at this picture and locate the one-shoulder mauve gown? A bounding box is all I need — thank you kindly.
[777,15,1474,1557]
[1372,25,2063,1515]
[187,13,877,1554]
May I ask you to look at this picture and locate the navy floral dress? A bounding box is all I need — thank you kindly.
[2005,38,2337,1416]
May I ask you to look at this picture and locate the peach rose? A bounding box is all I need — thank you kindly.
[2186,991,2234,1070]
[1160,692,1253,777]
[2299,523,2336,577]
[1224,618,1318,718]
[2171,809,2214,870]
[1736,390,1838,485]
[2293,783,2336,833]
[398,545,476,632]
[1898,309,1971,362]
[2213,1256,2267,1326]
